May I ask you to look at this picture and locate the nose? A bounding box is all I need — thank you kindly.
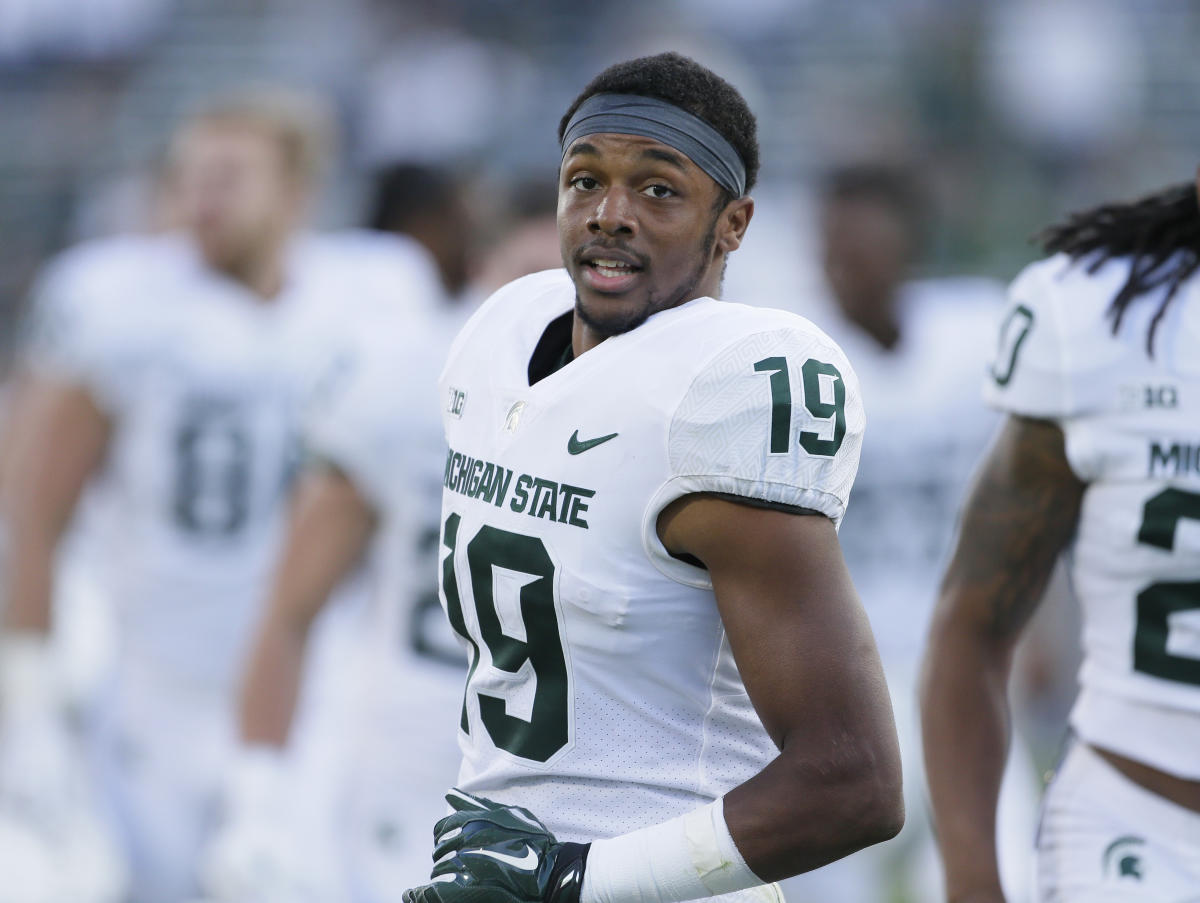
[588,187,636,236]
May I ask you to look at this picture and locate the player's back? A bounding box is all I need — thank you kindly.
[987,252,1200,778]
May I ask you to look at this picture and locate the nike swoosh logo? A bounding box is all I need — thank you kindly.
[462,846,539,871]
[568,430,618,455]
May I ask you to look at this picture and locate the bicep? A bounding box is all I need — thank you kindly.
[263,465,378,631]
[658,496,892,751]
[935,414,1086,642]
[5,377,109,533]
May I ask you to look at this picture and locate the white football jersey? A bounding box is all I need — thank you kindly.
[25,232,407,690]
[302,301,474,890]
[986,252,1200,779]
[438,269,864,845]
[815,279,1001,660]
[304,300,469,693]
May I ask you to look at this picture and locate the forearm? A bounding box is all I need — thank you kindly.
[2,526,59,634]
[237,467,376,748]
[579,739,902,903]
[1,382,108,634]
[238,612,309,747]
[921,613,1015,900]
[724,736,903,881]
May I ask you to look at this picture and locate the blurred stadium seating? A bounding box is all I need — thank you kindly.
[2,0,1199,365]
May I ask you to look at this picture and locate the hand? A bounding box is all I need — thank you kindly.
[202,817,337,903]
[403,789,589,903]
[0,638,91,830]
[200,748,342,903]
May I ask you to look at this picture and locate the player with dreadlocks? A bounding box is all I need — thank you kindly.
[921,172,1200,902]
[1041,180,1200,354]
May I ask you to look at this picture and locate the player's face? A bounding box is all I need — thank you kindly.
[820,198,910,320]
[558,133,751,341]
[167,121,305,273]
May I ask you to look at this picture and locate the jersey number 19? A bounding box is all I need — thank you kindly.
[440,513,571,764]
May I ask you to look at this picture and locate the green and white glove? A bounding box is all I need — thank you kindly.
[403,789,589,903]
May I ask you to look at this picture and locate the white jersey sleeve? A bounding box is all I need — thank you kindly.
[645,316,865,587]
[21,239,170,414]
[667,327,864,518]
[983,253,1097,421]
[303,350,396,512]
[303,326,439,515]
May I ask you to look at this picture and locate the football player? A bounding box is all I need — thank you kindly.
[0,89,406,903]
[403,51,904,903]
[781,165,1039,903]
[921,175,1200,901]
[204,170,565,903]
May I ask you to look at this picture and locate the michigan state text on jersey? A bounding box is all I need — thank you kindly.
[404,52,904,903]
[923,177,1200,903]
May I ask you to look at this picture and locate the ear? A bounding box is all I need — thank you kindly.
[716,196,754,255]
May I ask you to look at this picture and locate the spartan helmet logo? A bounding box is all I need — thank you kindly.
[504,401,527,434]
[1101,835,1145,882]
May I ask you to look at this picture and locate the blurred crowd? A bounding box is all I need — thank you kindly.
[0,1,1197,902]
[2,0,1200,358]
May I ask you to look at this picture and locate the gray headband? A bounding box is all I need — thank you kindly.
[560,93,747,198]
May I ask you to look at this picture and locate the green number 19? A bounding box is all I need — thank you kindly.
[753,356,846,457]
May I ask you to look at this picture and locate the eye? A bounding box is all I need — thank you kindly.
[642,184,675,199]
[570,176,600,191]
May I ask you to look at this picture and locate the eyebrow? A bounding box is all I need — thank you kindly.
[565,141,599,159]
[639,147,688,172]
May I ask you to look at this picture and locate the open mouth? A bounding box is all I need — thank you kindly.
[580,255,644,292]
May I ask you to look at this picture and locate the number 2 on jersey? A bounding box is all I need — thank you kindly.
[1134,488,1200,686]
[440,514,571,763]
[753,356,846,456]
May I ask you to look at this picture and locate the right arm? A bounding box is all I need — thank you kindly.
[237,464,377,746]
[920,415,1085,902]
[2,379,109,634]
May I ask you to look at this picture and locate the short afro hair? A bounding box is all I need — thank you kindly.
[558,52,759,198]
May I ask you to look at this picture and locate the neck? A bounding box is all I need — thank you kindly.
[572,315,605,357]
[844,298,901,351]
[217,244,287,301]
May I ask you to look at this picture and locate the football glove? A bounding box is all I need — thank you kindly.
[201,747,345,903]
[403,789,589,903]
[0,637,94,829]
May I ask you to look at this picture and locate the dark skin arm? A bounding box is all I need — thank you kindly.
[2,379,110,633]
[920,415,1085,903]
[238,465,377,746]
[658,494,904,882]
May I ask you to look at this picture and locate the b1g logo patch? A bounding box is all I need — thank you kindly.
[447,386,467,419]
[1119,383,1179,411]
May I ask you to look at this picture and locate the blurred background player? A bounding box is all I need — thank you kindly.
[202,164,562,903]
[780,164,1040,903]
[923,175,1200,901]
[0,89,425,903]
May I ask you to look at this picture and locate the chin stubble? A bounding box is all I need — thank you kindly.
[574,222,718,338]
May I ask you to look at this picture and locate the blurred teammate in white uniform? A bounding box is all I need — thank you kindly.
[923,176,1200,902]
[205,167,564,903]
[782,166,1038,903]
[0,90,410,903]
[403,51,904,903]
